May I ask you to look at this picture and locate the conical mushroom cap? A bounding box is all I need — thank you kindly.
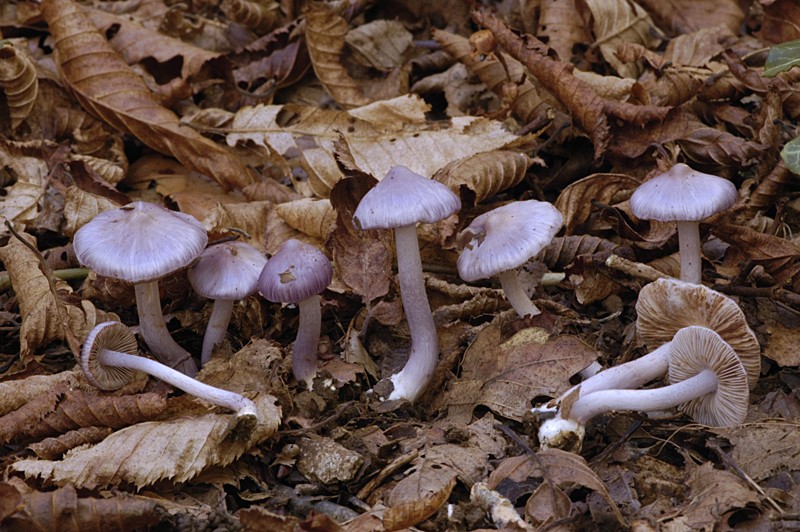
[188,241,267,300]
[258,239,333,304]
[81,321,138,391]
[630,163,737,222]
[74,201,208,283]
[457,200,563,282]
[636,278,760,389]
[668,326,749,427]
[353,166,461,230]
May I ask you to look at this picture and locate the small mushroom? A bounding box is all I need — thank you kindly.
[539,326,749,450]
[258,239,332,388]
[188,241,267,366]
[457,200,563,317]
[535,278,761,418]
[353,165,461,402]
[82,321,257,420]
[73,201,207,376]
[630,163,737,284]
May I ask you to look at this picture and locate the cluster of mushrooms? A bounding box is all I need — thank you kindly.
[74,163,759,451]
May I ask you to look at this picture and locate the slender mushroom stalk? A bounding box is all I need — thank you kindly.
[258,239,332,389]
[82,322,257,420]
[629,163,737,284]
[135,282,195,371]
[188,241,267,366]
[457,200,563,318]
[354,166,461,402]
[539,326,749,450]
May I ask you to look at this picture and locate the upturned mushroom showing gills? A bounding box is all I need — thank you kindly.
[258,239,333,389]
[629,163,737,284]
[188,241,267,366]
[353,165,461,402]
[73,201,208,376]
[539,326,749,451]
[82,322,257,420]
[457,200,563,318]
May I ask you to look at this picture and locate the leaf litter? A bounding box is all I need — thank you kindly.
[2,0,800,530]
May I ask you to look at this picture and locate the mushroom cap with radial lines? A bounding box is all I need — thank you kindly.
[258,239,333,304]
[456,200,563,282]
[353,165,461,230]
[635,278,761,389]
[188,241,267,300]
[81,321,138,390]
[629,163,737,222]
[73,201,208,283]
[668,326,749,426]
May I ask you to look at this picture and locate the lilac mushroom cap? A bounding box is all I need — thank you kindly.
[73,201,207,376]
[353,165,461,402]
[258,239,333,387]
[188,241,268,365]
[629,163,737,284]
[457,200,563,317]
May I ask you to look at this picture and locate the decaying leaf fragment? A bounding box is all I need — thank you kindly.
[434,151,534,207]
[220,0,280,34]
[274,197,336,240]
[384,469,456,531]
[40,0,253,190]
[12,394,281,489]
[0,43,38,130]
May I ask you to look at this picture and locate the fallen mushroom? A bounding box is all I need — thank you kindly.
[629,163,737,284]
[539,326,749,450]
[73,201,207,376]
[457,200,563,318]
[353,165,461,402]
[258,239,332,388]
[188,241,267,366]
[82,321,257,420]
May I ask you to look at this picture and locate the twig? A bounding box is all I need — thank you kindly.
[604,254,670,283]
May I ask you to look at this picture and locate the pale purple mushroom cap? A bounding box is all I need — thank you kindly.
[74,201,208,282]
[353,166,461,230]
[258,239,333,304]
[457,200,563,282]
[629,163,737,222]
[188,241,267,300]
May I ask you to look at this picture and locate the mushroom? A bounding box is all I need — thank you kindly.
[629,163,737,284]
[539,326,749,450]
[353,165,461,402]
[73,202,207,376]
[535,277,761,416]
[188,241,267,366]
[258,239,332,388]
[457,200,563,317]
[82,321,257,420]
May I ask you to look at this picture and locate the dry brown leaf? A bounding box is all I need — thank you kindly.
[573,69,638,101]
[274,198,336,240]
[444,325,599,422]
[238,507,345,532]
[0,140,49,231]
[762,312,800,367]
[433,291,509,325]
[0,383,65,445]
[434,151,533,207]
[383,465,456,531]
[346,19,413,72]
[220,0,280,35]
[297,437,365,485]
[637,0,744,36]
[540,235,622,270]
[11,394,280,489]
[663,26,735,67]
[714,422,800,482]
[27,426,115,460]
[539,0,592,62]
[63,186,122,237]
[0,483,161,532]
[580,0,659,78]
[304,3,370,109]
[555,173,640,233]
[0,43,38,130]
[224,95,521,196]
[526,482,572,527]
[0,370,83,416]
[202,200,272,252]
[41,0,253,191]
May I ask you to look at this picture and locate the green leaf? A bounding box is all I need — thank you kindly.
[764,40,800,77]
[781,136,800,173]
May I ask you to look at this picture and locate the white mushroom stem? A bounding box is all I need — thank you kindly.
[539,367,718,449]
[498,269,541,317]
[293,295,322,388]
[94,346,257,418]
[677,220,702,284]
[135,282,199,376]
[388,224,440,402]
[200,299,234,366]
